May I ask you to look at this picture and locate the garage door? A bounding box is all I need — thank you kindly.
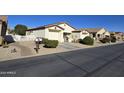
[49,31,60,40]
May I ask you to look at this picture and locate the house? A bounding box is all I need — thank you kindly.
[72,29,90,42]
[26,22,76,42]
[111,32,124,41]
[80,28,110,40]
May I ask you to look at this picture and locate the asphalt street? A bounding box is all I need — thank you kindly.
[0,43,124,77]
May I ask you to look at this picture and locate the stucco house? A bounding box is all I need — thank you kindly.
[26,22,76,42]
[72,29,90,42]
[80,28,110,40]
[110,32,124,41]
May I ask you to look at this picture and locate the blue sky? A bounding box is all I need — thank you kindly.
[8,15,124,32]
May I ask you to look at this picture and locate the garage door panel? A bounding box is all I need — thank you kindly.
[49,31,59,40]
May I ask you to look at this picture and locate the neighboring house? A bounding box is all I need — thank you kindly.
[72,29,90,42]
[26,22,76,42]
[111,32,124,41]
[80,28,110,40]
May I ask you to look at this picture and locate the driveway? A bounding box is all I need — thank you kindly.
[58,42,80,50]
[0,43,124,77]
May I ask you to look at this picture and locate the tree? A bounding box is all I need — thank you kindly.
[14,24,28,36]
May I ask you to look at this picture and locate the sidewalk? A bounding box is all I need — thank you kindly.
[0,41,123,62]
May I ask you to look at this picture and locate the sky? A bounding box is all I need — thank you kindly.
[8,15,124,32]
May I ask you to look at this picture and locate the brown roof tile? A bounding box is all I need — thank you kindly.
[80,28,103,33]
[26,24,64,31]
[72,30,81,32]
[55,22,77,30]
[26,22,77,31]
[72,30,89,34]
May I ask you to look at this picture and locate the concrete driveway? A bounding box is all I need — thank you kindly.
[0,43,124,77]
[58,42,80,50]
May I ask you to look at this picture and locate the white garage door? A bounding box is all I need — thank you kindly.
[49,31,60,41]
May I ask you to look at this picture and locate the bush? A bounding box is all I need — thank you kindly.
[100,37,110,43]
[111,36,116,43]
[44,40,59,48]
[42,38,48,44]
[79,39,83,43]
[79,36,94,45]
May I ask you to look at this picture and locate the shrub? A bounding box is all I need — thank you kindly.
[111,36,116,43]
[44,40,59,48]
[79,39,83,43]
[79,36,94,45]
[42,38,48,44]
[100,37,110,43]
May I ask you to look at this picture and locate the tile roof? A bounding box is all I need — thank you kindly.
[26,22,76,31]
[80,28,103,33]
[115,32,123,34]
[72,30,81,32]
[54,22,77,30]
[72,30,89,34]
[26,24,64,31]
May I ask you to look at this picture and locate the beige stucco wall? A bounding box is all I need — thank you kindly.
[72,30,90,41]
[58,23,75,33]
[104,31,110,36]
[26,29,45,38]
[96,28,110,39]
[26,26,64,42]
[58,23,76,42]
[46,26,64,42]
[48,30,63,42]
[72,32,81,40]
[96,28,106,34]
[80,31,90,39]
